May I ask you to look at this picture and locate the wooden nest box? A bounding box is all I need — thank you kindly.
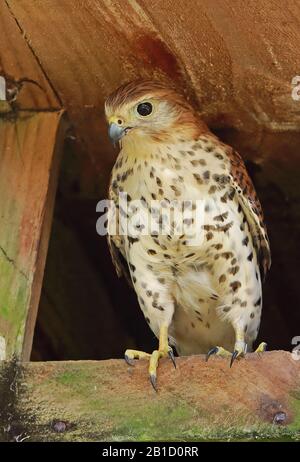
[0,0,300,442]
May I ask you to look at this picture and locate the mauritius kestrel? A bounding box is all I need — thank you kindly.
[105,80,271,390]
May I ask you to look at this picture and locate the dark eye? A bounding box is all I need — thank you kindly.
[137,102,153,116]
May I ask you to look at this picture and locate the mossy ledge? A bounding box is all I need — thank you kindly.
[0,351,299,441]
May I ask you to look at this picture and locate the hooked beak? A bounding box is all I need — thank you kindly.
[108,122,126,144]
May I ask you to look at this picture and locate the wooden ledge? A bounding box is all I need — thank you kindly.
[0,350,299,441]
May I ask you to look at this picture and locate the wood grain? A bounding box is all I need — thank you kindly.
[6,0,300,185]
[1,0,300,361]
[0,111,65,360]
[0,2,60,109]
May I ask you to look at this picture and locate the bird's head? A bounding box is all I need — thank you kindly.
[105,80,205,147]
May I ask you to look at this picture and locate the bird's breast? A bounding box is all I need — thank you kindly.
[109,139,234,253]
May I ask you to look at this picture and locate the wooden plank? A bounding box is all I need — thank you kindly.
[0,110,65,361]
[0,2,60,109]
[0,351,299,441]
[6,0,300,184]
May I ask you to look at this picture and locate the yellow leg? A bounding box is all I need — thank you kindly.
[124,324,176,391]
[230,327,247,366]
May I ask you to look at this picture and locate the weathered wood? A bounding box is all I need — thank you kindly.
[0,2,59,109]
[0,351,299,442]
[6,0,300,187]
[0,111,65,361]
[0,0,299,360]
[0,1,65,360]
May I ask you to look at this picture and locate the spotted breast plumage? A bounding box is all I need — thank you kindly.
[105,80,271,390]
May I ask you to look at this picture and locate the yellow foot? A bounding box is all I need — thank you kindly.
[206,342,246,368]
[255,342,267,354]
[207,341,267,367]
[206,346,232,361]
[124,325,176,392]
[125,349,151,364]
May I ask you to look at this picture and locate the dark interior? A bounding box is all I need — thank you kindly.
[31,128,300,361]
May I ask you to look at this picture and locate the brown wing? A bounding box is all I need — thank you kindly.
[228,149,271,280]
[107,176,133,288]
[107,235,133,287]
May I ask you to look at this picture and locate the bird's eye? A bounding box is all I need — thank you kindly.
[137,102,153,116]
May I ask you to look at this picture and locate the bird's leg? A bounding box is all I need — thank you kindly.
[206,326,267,366]
[149,324,176,390]
[230,326,248,367]
[124,323,175,391]
[230,329,268,364]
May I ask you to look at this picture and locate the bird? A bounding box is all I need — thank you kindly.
[105,79,271,390]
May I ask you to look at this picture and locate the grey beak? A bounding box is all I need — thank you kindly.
[108,123,125,143]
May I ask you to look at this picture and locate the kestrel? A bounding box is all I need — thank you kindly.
[105,80,271,390]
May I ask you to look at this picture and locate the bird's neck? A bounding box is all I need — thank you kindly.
[120,124,207,160]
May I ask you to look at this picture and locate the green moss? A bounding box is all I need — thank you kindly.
[287,389,300,436]
[109,400,195,441]
[0,112,50,360]
[0,254,29,357]
[4,360,300,442]
[55,368,90,386]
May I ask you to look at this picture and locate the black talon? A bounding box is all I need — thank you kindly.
[168,349,177,369]
[206,346,219,362]
[149,374,158,392]
[124,354,135,366]
[230,350,239,368]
